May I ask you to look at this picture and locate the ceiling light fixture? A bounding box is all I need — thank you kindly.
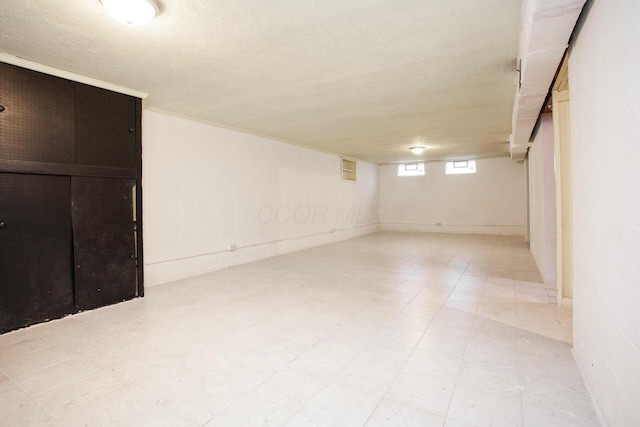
[409,146,426,155]
[102,0,160,26]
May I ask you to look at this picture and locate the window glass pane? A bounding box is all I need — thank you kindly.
[446,160,476,175]
[398,162,425,177]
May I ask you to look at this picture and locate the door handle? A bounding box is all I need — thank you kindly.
[0,221,5,229]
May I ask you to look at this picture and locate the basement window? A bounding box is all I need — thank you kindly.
[445,160,476,175]
[397,162,425,177]
[341,158,356,182]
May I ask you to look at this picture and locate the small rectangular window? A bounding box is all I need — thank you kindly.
[398,162,425,177]
[446,160,476,175]
[341,158,356,182]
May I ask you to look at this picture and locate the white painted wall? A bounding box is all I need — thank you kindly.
[142,110,379,286]
[528,114,557,284]
[569,0,640,425]
[378,157,526,236]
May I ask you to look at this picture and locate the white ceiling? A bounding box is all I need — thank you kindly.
[0,0,522,163]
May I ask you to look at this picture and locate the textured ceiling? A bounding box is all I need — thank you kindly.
[0,0,522,163]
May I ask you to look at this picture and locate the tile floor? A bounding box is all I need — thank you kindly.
[0,232,600,426]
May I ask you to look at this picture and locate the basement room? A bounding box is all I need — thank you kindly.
[0,0,638,426]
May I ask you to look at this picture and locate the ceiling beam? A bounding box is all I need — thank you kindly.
[509,0,586,161]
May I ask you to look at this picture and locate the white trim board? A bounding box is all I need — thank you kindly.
[0,53,149,99]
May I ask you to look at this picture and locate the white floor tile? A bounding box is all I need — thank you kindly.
[522,391,600,427]
[205,394,293,427]
[13,357,99,395]
[0,232,599,426]
[447,361,522,427]
[365,397,446,426]
[253,369,327,411]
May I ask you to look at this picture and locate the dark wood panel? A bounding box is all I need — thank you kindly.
[0,173,75,333]
[0,62,75,163]
[0,159,136,178]
[72,177,137,310]
[75,84,136,168]
[0,63,144,332]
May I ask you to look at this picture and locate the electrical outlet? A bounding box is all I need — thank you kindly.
[436,222,442,226]
[229,243,238,251]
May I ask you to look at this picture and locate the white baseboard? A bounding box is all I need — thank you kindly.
[144,223,380,287]
[380,222,525,236]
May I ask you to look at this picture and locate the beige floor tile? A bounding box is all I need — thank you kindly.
[3,399,56,427]
[0,371,30,415]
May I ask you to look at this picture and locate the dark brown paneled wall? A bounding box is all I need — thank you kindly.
[0,62,144,333]
[0,64,76,163]
[0,173,75,330]
[75,84,137,168]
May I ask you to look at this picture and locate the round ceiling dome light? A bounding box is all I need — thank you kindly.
[102,0,160,25]
[409,146,426,155]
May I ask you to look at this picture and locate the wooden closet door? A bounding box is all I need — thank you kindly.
[71,176,137,310]
[0,173,74,333]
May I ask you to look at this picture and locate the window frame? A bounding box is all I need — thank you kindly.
[397,162,425,177]
[445,160,476,175]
